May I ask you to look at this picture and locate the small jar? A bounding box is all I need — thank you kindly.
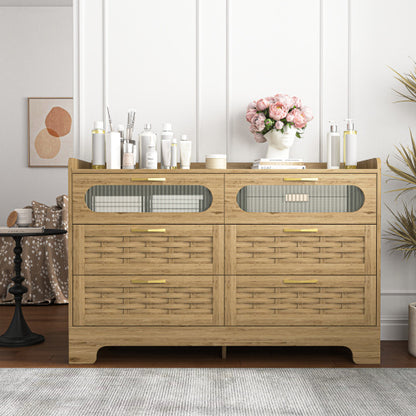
[205,154,227,169]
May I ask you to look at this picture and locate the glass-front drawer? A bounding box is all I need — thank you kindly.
[72,173,224,224]
[225,173,377,224]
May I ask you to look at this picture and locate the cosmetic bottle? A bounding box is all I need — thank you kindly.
[179,134,192,169]
[92,121,105,169]
[161,138,172,169]
[327,121,341,169]
[145,144,158,169]
[160,123,174,164]
[139,123,157,168]
[343,119,358,169]
[171,138,178,169]
[106,131,121,169]
[122,139,135,169]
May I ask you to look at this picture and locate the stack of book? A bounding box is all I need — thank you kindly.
[252,159,306,170]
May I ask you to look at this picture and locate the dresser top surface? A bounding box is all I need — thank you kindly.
[69,159,380,174]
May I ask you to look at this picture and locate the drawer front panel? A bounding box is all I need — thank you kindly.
[226,275,375,326]
[225,173,377,224]
[72,173,224,224]
[73,225,224,275]
[226,225,376,275]
[73,275,224,326]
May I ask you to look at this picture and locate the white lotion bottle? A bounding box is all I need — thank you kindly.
[327,121,341,169]
[161,137,172,169]
[179,134,192,169]
[106,131,121,169]
[160,123,174,164]
[145,144,158,169]
[344,119,358,169]
[139,123,157,169]
[171,138,178,169]
[92,121,105,169]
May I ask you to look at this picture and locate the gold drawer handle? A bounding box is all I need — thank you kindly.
[131,279,167,284]
[283,177,318,182]
[131,228,166,233]
[283,228,318,233]
[131,177,166,182]
[283,279,318,284]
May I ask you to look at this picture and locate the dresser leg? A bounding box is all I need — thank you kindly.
[350,347,381,365]
[221,346,227,360]
[69,343,100,364]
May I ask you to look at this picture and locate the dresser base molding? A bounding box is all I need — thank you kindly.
[68,326,380,365]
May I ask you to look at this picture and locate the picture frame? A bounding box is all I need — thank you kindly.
[28,97,74,167]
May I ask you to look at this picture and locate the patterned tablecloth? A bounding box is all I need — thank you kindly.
[0,195,68,304]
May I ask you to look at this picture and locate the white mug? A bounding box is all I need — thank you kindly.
[14,208,32,227]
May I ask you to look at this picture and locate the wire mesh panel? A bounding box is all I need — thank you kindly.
[85,185,212,213]
[236,185,364,213]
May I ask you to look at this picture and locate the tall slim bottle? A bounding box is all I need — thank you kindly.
[343,119,358,169]
[138,124,157,169]
[327,121,341,169]
[92,121,105,169]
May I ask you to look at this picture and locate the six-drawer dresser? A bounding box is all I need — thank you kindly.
[68,158,381,364]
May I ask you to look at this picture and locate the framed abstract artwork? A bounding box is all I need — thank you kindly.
[28,97,73,167]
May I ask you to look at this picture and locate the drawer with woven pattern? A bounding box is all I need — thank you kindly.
[73,225,224,275]
[225,275,375,326]
[225,225,376,275]
[73,275,224,326]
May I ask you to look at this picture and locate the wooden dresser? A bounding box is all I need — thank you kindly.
[68,158,380,364]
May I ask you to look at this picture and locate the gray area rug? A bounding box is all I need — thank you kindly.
[0,368,415,416]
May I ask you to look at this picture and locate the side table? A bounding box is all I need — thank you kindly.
[0,228,67,347]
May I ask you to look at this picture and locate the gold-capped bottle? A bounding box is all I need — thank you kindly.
[343,119,357,169]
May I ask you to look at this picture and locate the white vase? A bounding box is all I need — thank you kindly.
[409,302,416,357]
[264,126,296,160]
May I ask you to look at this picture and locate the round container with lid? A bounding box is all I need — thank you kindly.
[205,154,227,169]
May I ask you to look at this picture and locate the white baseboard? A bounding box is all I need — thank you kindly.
[381,315,408,340]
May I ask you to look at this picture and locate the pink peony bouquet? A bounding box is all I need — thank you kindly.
[246,94,313,143]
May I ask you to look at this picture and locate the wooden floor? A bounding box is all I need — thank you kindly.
[0,304,415,368]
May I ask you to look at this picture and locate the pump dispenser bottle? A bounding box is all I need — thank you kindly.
[343,119,358,169]
[327,121,341,169]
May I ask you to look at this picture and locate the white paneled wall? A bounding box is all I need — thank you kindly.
[74,0,416,339]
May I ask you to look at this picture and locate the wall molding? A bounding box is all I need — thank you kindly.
[381,290,416,296]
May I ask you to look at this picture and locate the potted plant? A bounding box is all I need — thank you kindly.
[386,61,416,356]
[386,134,416,356]
[246,94,313,160]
